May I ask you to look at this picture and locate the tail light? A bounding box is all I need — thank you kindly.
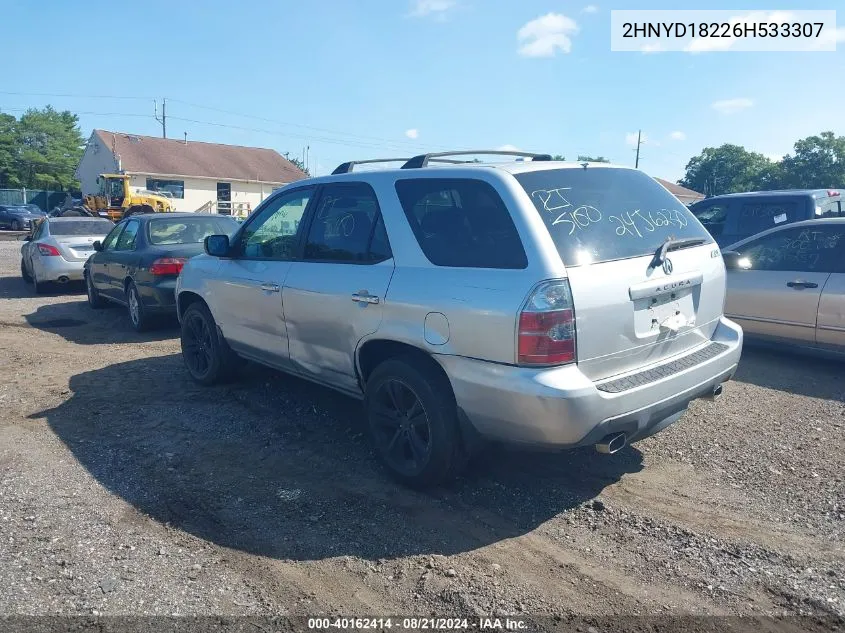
[827,190,840,197]
[37,243,60,257]
[149,257,187,276]
[517,280,576,366]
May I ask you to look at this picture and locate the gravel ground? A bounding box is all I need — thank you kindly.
[0,237,843,629]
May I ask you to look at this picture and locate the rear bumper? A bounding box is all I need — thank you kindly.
[436,316,743,449]
[36,256,85,282]
[136,278,177,314]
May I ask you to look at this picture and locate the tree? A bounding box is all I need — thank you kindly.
[551,154,565,161]
[778,131,845,189]
[680,144,775,196]
[286,155,310,176]
[0,113,18,188]
[6,106,85,190]
[576,155,609,163]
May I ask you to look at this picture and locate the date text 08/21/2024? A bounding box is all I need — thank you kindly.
[307,617,530,630]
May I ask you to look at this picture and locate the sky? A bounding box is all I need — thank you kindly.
[3,0,844,182]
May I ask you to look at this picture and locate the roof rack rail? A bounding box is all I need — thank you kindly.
[332,157,469,175]
[332,158,410,175]
[401,150,552,169]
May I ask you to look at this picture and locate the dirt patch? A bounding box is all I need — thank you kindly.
[0,240,843,626]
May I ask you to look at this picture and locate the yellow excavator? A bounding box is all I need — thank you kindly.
[83,174,175,221]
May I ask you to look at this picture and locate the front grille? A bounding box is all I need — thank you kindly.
[596,342,729,394]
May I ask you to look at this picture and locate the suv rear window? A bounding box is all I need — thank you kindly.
[514,168,712,266]
[394,178,527,269]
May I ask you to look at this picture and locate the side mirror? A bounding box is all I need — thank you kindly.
[93,241,103,252]
[722,250,751,270]
[204,234,231,257]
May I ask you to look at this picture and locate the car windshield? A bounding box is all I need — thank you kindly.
[148,216,240,245]
[513,167,713,266]
[49,219,114,235]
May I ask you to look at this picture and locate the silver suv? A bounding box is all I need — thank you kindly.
[176,151,743,487]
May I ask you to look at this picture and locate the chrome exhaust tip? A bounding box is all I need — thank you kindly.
[596,432,627,455]
[56,276,70,284]
[703,383,724,402]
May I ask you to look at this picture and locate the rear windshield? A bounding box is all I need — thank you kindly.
[148,216,240,245]
[514,168,712,266]
[49,219,114,235]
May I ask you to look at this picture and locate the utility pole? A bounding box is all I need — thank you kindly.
[154,98,167,138]
[634,129,642,168]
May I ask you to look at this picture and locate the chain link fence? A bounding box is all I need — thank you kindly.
[0,189,75,211]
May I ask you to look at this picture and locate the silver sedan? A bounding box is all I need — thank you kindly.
[723,217,845,357]
[20,217,114,293]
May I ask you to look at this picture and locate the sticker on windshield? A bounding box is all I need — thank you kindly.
[773,213,787,224]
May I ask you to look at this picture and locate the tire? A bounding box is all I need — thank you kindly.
[126,282,151,332]
[20,258,31,283]
[86,271,105,309]
[180,302,239,385]
[32,268,47,295]
[364,357,464,488]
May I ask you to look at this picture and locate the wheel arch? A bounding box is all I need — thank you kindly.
[177,290,208,321]
[357,338,449,391]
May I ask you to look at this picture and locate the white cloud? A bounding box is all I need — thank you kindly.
[581,5,598,13]
[408,0,455,18]
[669,131,686,141]
[809,25,845,50]
[517,13,579,57]
[497,144,521,151]
[711,97,754,115]
[405,128,419,139]
[684,11,794,53]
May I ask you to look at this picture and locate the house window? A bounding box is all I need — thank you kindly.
[146,178,185,199]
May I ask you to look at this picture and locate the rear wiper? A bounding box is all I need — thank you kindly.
[649,237,707,270]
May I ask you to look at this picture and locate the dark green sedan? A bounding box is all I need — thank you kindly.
[83,213,240,331]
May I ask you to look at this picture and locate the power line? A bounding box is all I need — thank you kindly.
[0,107,151,118]
[0,90,150,101]
[167,98,449,151]
[167,115,443,153]
[2,90,450,152]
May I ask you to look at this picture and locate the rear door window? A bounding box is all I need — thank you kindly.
[736,200,799,236]
[394,178,527,269]
[115,220,140,251]
[736,226,845,273]
[514,168,711,266]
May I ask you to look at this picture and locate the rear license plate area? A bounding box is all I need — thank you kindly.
[633,289,696,336]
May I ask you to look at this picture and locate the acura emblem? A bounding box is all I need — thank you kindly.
[662,258,674,275]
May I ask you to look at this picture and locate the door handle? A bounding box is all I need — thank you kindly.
[260,283,280,293]
[352,292,380,305]
[786,281,818,289]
